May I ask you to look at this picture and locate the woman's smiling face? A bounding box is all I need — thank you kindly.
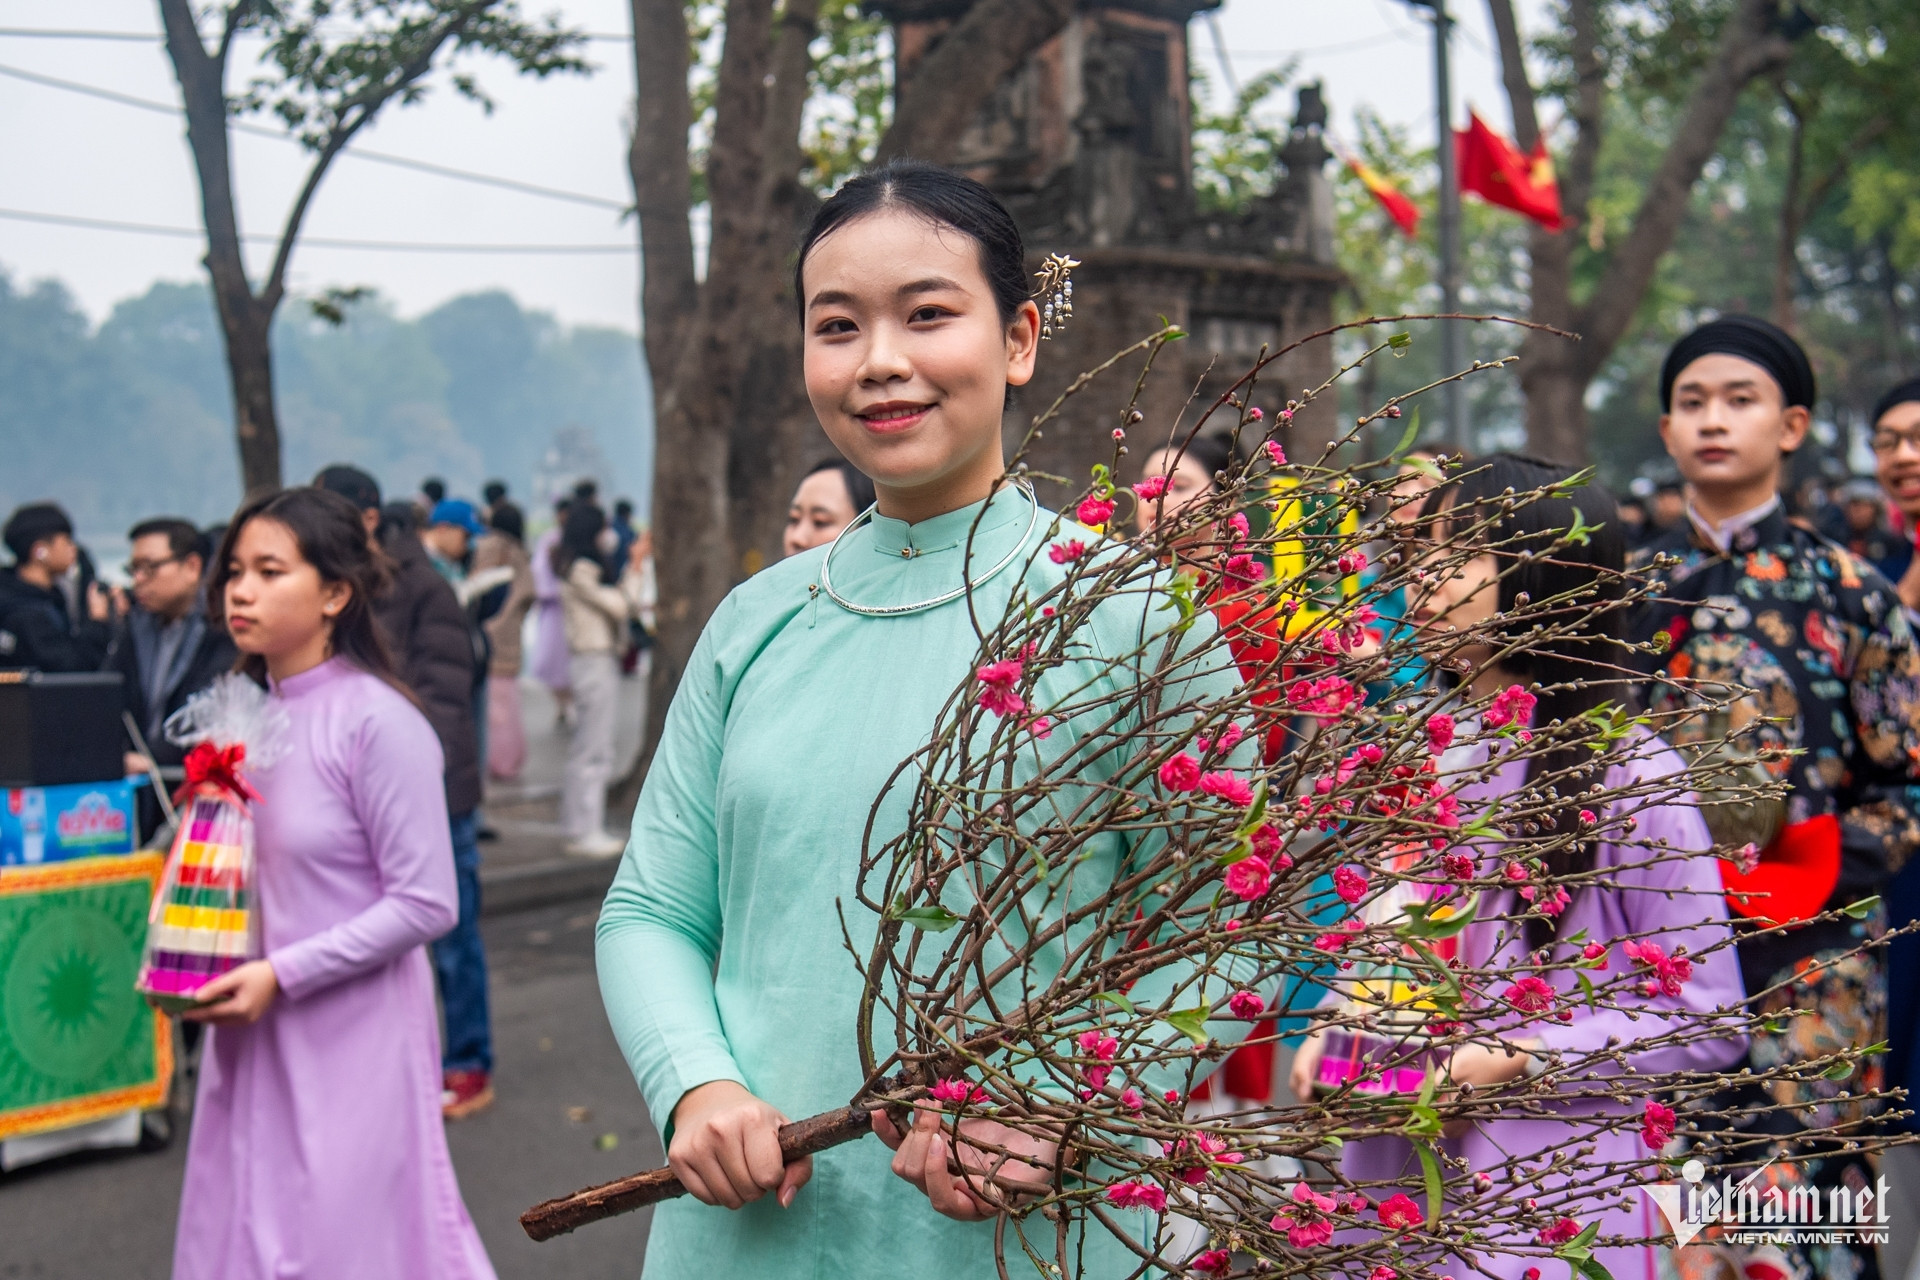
[800,207,1039,521]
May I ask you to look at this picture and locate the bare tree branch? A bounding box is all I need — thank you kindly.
[1573,0,1793,364]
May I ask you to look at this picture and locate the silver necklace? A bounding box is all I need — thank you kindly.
[816,480,1041,618]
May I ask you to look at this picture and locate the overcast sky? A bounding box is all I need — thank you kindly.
[0,0,1549,332]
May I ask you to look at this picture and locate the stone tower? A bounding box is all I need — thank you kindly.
[873,0,1345,502]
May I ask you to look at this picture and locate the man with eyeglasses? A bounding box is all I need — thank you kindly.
[105,518,237,836]
[1871,378,1920,607]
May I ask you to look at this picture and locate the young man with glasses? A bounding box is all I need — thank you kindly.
[1870,378,1920,605]
[106,518,237,836]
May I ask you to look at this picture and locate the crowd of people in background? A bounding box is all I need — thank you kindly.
[0,469,654,1128]
[11,171,1920,1278]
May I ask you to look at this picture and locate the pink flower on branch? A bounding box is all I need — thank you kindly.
[975,660,1025,717]
[1483,683,1538,730]
[1132,474,1169,502]
[1504,975,1556,1015]
[1104,1180,1167,1212]
[1159,753,1203,791]
[1191,1248,1232,1275]
[1640,1099,1677,1151]
[1377,1191,1425,1230]
[1271,1182,1339,1248]
[1264,440,1287,466]
[1199,771,1254,807]
[1288,675,1358,720]
[1333,865,1368,903]
[1222,553,1266,590]
[1228,989,1265,1019]
[1622,939,1694,998]
[1048,539,1087,564]
[1224,855,1272,902]
[1077,494,1115,527]
[928,1077,987,1107]
[1539,1217,1584,1246]
[1426,712,1456,753]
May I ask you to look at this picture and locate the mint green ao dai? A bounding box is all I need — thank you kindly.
[596,489,1248,1279]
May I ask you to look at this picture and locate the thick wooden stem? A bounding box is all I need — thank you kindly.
[520,1098,883,1241]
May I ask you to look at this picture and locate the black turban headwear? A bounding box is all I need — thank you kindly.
[1659,314,1816,412]
[1871,377,1920,427]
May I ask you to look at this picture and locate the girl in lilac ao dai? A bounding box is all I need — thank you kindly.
[171,657,495,1280]
[1329,728,1749,1280]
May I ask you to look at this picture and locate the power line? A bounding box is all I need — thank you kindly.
[0,206,636,254]
[0,61,630,211]
[0,28,159,41]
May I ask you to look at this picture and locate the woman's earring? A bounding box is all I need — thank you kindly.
[1033,253,1079,340]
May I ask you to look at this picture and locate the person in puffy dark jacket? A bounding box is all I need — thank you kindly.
[312,465,494,1120]
[0,502,114,672]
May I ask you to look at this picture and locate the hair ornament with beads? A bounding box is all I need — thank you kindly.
[1034,253,1079,340]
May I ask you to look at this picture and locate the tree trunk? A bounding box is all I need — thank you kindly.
[636,0,818,764]
[160,0,284,495]
[1485,0,1795,462]
[1773,92,1807,328]
[875,0,1076,162]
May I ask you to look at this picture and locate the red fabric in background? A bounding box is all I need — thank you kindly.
[1191,1020,1277,1103]
[1194,592,1288,1104]
[1720,814,1842,927]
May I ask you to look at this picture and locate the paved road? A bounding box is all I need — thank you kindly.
[0,899,662,1280]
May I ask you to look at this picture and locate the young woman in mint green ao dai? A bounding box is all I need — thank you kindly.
[594,164,1250,1278]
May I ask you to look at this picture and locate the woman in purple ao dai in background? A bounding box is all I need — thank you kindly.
[1292,456,1748,1280]
[170,487,494,1280]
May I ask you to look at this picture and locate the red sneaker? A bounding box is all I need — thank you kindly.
[442,1069,495,1120]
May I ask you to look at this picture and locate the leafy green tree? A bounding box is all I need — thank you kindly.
[157,0,588,492]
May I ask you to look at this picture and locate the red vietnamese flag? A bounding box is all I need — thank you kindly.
[1346,153,1420,237]
[1454,110,1563,231]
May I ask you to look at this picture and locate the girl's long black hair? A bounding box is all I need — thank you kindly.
[1422,454,1631,950]
[551,501,607,579]
[209,487,402,693]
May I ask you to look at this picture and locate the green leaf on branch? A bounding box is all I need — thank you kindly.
[1388,331,1412,353]
[1577,971,1598,1012]
[1838,896,1881,920]
[1397,893,1479,940]
[887,900,963,932]
[1823,1059,1856,1081]
[1094,991,1136,1014]
[1563,506,1595,548]
[1389,411,1424,462]
[1415,1140,1444,1228]
[1235,781,1270,835]
[1162,1005,1212,1046]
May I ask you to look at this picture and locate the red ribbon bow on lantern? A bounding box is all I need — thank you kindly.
[173,741,260,807]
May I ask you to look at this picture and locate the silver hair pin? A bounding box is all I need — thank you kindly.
[1034,253,1079,340]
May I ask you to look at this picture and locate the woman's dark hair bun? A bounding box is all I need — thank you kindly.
[794,160,1029,324]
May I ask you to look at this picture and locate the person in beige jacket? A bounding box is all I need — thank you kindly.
[555,503,651,856]
[470,503,537,780]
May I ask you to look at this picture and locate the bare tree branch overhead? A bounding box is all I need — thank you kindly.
[156,0,587,493]
[1483,0,1796,464]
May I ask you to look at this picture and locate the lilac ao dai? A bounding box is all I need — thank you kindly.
[172,658,495,1280]
[1333,727,1748,1280]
